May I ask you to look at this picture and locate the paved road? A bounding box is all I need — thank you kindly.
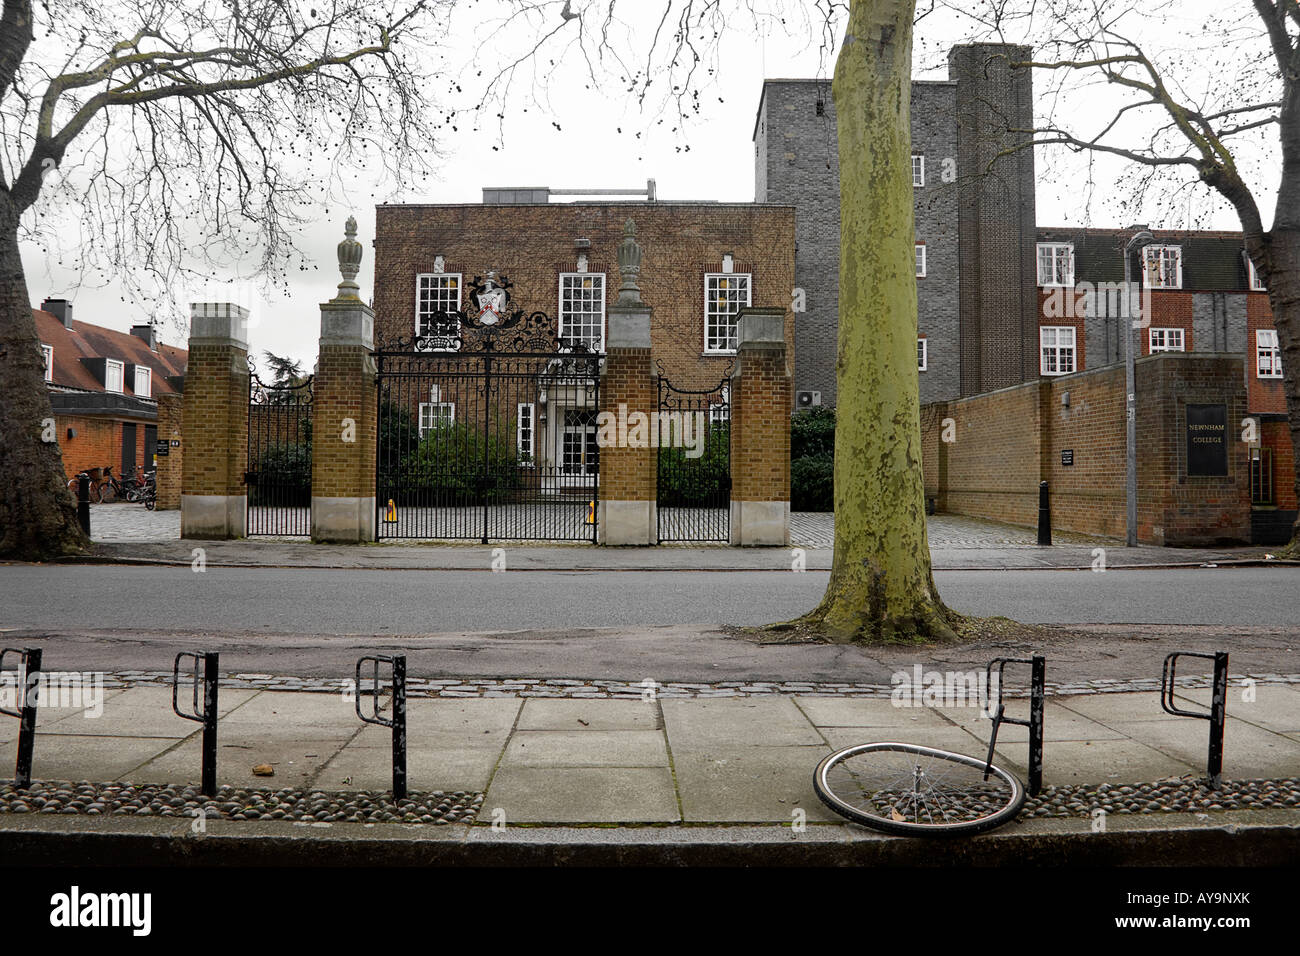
[1,565,1295,683]
[1,564,1296,632]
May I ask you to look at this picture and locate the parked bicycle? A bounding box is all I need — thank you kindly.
[66,466,152,504]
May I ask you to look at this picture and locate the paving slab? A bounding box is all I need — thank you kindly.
[216,691,365,732]
[516,698,660,731]
[502,730,668,768]
[1035,739,1199,786]
[483,767,678,823]
[672,745,840,823]
[1178,683,1300,735]
[402,698,523,735]
[1054,691,1170,724]
[1110,718,1300,781]
[794,697,955,730]
[31,735,179,781]
[935,703,1127,742]
[37,686,258,738]
[662,697,822,749]
[317,745,504,792]
[127,737,347,788]
[816,724,995,758]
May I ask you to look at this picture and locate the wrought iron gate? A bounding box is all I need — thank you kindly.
[656,375,730,542]
[246,366,314,536]
[375,275,601,542]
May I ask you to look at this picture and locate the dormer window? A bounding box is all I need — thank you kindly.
[105,359,124,393]
[1247,256,1267,292]
[41,344,53,382]
[134,365,152,398]
[1142,245,1182,289]
[1037,243,1075,287]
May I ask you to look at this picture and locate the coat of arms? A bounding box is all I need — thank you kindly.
[476,272,508,325]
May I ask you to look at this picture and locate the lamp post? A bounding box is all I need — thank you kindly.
[1123,226,1154,548]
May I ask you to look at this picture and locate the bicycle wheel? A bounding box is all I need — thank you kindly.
[814,742,1025,836]
[96,481,118,503]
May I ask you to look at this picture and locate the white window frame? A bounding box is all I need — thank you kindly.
[105,358,124,393]
[41,344,53,382]
[1036,243,1075,287]
[517,402,536,465]
[911,154,925,187]
[1142,245,1183,290]
[915,243,927,278]
[1247,257,1267,292]
[917,337,928,372]
[417,401,456,437]
[703,272,752,354]
[415,273,463,349]
[1148,328,1184,353]
[1256,329,1283,379]
[134,365,152,397]
[560,409,599,483]
[1040,326,1076,376]
[558,272,606,352]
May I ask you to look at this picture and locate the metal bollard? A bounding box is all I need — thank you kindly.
[355,655,407,800]
[0,648,42,789]
[173,652,220,796]
[1161,651,1229,788]
[1037,480,1051,546]
[76,475,91,535]
[984,655,1046,796]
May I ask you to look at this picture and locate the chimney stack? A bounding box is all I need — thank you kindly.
[42,298,73,328]
[130,323,158,350]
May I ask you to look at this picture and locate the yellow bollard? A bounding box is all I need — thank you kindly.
[385,499,398,522]
[585,500,595,525]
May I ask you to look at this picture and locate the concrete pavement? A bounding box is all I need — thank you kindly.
[7,682,1299,826]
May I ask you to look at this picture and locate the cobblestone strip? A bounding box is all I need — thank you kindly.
[84,672,1300,698]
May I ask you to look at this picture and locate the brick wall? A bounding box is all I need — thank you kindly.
[312,344,375,499]
[599,346,655,502]
[53,416,127,481]
[922,353,1253,545]
[182,342,249,498]
[755,79,961,406]
[155,394,183,509]
[730,342,792,503]
[372,203,795,395]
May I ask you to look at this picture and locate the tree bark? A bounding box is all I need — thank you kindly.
[0,200,90,559]
[794,0,955,643]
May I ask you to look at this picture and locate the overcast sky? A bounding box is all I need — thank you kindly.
[20,1,1278,371]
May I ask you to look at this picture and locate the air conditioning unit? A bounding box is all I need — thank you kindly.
[796,390,822,408]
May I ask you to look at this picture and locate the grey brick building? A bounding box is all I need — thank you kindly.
[754,43,1039,406]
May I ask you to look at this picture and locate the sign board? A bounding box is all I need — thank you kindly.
[1061,449,1074,467]
[155,439,169,457]
[1186,404,1228,477]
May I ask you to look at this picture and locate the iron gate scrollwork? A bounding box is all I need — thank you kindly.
[246,362,314,536]
[657,370,731,542]
[375,274,602,542]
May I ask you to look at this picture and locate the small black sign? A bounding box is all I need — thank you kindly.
[1061,449,1074,467]
[155,439,169,457]
[1186,404,1228,477]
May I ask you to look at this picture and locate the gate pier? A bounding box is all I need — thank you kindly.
[180,303,250,539]
[312,216,378,543]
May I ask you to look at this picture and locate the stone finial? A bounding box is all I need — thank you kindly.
[334,215,363,301]
[615,218,643,307]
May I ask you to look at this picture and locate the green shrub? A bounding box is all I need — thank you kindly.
[657,423,730,507]
[791,406,835,459]
[396,417,523,504]
[790,407,835,512]
[250,442,311,506]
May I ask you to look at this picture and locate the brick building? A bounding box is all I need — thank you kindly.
[371,200,795,492]
[35,299,187,483]
[758,42,1294,545]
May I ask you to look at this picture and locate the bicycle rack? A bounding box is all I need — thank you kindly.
[355,655,407,801]
[0,648,42,789]
[173,651,220,797]
[984,655,1045,797]
[1160,651,1228,788]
